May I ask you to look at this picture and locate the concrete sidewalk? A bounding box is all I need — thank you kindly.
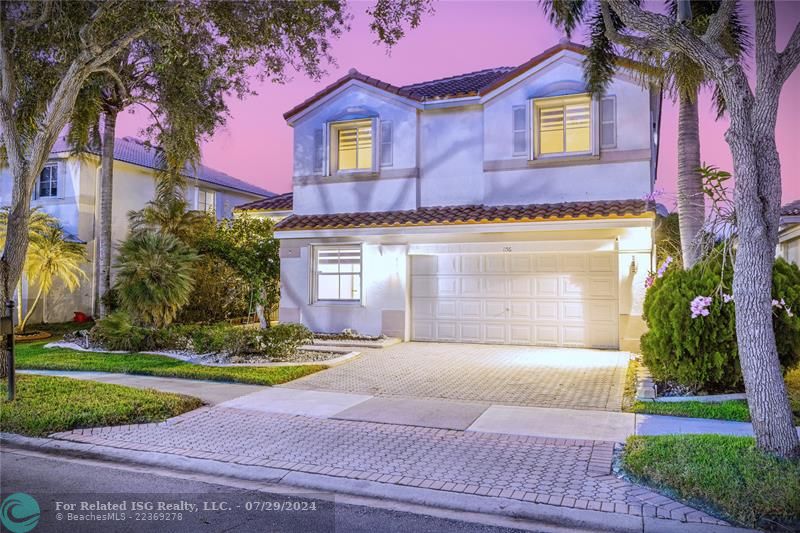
[24,369,799,440]
[21,370,264,404]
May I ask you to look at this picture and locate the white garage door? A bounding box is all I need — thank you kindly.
[411,252,619,348]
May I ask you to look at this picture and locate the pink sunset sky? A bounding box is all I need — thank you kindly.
[117,1,800,208]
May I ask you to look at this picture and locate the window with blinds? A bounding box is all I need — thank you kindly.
[337,120,373,171]
[535,94,592,156]
[315,246,362,301]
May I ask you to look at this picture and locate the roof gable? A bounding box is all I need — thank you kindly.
[283,41,641,121]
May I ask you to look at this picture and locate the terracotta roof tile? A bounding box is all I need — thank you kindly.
[284,41,611,120]
[782,199,800,217]
[236,192,293,212]
[275,199,652,231]
[401,66,515,100]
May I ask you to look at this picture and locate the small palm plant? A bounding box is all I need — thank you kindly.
[114,231,197,328]
[0,207,83,329]
[19,224,87,330]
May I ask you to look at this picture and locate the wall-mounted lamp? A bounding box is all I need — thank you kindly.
[630,256,638,275]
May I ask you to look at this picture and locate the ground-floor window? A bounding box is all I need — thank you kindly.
[314,245,362,302]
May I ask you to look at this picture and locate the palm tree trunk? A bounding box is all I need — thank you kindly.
[19,284,44,332]
[676,93,705,269]
[96,110,118,318]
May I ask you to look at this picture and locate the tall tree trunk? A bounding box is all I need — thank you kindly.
[95,110,118,318]
[676,93,704,268]
[725,89,800,459]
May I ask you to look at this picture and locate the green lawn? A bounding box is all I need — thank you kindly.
[16,342,326,386]
[622,435,800,527]
[628,367,800,425]
[0,374,203,437]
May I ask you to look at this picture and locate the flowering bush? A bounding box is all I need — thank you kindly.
[641,256,800,392]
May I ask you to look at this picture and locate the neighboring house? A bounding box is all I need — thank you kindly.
[778,199,800,265]
[235,191,294,222]
[269,40,661,351]
[0,135,272,324]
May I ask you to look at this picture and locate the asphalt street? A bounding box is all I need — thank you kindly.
[0,449,542,533]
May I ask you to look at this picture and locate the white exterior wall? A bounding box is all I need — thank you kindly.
[278,219,653,349]
[288,51,653,215]
[778,225,800,265]
[291,83,419,215]
[419,106,485,207]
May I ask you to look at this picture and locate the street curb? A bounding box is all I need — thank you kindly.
[0,433,752,533]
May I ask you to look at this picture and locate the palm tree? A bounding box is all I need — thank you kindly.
[540,0,748,268]
[114,231,197,328]
[19,225,87,331]
[127,193,213,244]
[0,207,62,325]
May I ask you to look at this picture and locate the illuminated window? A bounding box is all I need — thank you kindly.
[315,246,362,301]
[37,165,58,198]
[334,120,373,171]
[197,188,215,214]
[534,94,592,157]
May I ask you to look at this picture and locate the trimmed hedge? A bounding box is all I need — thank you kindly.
[641,256,800,392]
[89,315,313,360]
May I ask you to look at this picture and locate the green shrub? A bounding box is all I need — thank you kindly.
[641,256,800,392]
[89,312,152,352]
[114,232,197,328]
[255,323,314,360]
[177,256,250,324]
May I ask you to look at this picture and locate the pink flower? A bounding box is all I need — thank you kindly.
[656,256,673,278]
[690,295,712,319]
[643,188,664,202]
[722,293,733,303]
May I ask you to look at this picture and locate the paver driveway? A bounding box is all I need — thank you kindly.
[285,342,628,411]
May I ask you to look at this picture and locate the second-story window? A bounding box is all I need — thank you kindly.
[37,165,58,198]
[197,188,216,214]
[333,119,373,172]
[533,94,592,158]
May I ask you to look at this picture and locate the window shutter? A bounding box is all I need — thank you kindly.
[313,128,324,173]
[600,96,616,148]
[512,106,527,156]
[380,121,393,167]
[56,163,65,199]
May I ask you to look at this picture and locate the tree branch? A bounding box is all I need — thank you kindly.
[606,0,728,79]
[599,1,654,50]
[703,0,735,44]
[778,20,800,83]
[16,1,52,29]
[96,66,128,102]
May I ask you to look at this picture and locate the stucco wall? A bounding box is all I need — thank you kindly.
[278,220,653,346]
[291,83,419,215]
[778,229,799,265]
[288,51,653,216]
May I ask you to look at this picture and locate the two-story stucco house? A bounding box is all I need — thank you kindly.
[0,135,271,324]
[271,41,659,351]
